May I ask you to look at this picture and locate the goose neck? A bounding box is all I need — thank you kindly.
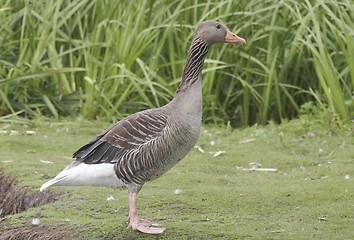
[176,37,209,94]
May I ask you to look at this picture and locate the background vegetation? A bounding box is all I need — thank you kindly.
[0,0,353,126]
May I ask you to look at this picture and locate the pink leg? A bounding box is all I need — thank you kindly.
[127,191,166,234]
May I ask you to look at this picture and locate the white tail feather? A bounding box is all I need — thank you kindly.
[40,176,67,192]
[40,162,126,192]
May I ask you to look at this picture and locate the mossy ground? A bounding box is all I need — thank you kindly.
[0,116,353,239]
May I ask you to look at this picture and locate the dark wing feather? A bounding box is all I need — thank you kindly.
[73,109,167,164]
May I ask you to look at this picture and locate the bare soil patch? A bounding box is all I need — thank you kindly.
[0,224,74,240]
[0,169,73,239]
[0,169,61,217]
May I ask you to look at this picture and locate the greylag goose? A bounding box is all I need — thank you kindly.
[40,20,246,234]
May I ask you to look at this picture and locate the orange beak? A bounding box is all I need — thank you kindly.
[225,30,246,44]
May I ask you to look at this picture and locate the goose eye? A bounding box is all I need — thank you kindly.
[216,24,221,29]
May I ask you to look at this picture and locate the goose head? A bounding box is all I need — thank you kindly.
[195,20,246,45]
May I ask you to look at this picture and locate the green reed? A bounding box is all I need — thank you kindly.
[0,0,352,125]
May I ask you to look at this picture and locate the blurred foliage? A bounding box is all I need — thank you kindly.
[0,0,353,126]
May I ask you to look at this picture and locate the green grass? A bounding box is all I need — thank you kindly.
[0,0,353,125]
[0,114,353,239]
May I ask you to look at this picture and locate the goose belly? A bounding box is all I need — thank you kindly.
[147,117,201,181]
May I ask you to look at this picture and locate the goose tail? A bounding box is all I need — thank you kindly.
[40,161,126,192]
[40,176,67,192]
